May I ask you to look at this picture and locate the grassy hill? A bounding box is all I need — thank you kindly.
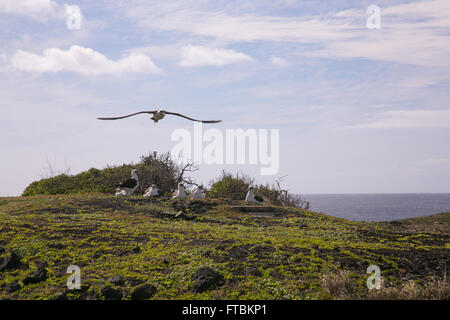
[0,194,448,300]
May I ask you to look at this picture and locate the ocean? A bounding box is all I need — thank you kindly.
[302,193,450,222]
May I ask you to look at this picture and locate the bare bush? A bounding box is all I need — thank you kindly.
[321,270,359,299]
[128,151,199,195]
[367,279,450,300]
[255,177,311,208]
[320,270,450,300]
[39,156,71,179]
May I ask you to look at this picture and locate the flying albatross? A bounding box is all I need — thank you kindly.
[97,109,222,124]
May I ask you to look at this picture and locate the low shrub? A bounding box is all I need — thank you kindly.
[208,171,254,200]
[23,152,184,196]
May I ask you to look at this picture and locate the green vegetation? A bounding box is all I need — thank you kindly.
[23,156,307,208]
[23,152,186,197]
[208,171,253,200]
[0,194,448,300]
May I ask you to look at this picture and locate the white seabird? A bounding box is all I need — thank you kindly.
[245,187,262,204]
[97,109,222,124]
[115,169,139,196]
[172,183,187,199]
[143,184,159,198]
[191,186,206,199]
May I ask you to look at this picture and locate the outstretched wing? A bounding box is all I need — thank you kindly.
[97,111,156,120]
[164,111,222,123]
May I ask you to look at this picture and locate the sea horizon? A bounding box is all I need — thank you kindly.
[302,193,450,222]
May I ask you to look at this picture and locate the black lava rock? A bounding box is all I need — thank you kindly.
[192,267,224,293]
[101,285,123,300]
[0,252,22,272]
[132,246,141,253]
[6,280,22,293]
[130,283,157,300]
[23,264,48,285]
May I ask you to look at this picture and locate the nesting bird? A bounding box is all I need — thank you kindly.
[245,187,263,204]
[172,183,187,199]
[143,184,159,198]
[191,186,206,199]
[115,169,139,196]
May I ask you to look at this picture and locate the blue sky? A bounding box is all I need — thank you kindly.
[1,0,450,196]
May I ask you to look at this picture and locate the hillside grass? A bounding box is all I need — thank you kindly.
[0,194,448,300]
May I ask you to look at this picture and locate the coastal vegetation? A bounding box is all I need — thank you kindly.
[0,194,448,300]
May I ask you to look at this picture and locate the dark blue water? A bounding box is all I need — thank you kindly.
[303,193,450,222]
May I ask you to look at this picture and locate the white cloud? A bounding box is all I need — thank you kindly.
[350,109,450,129]
[10,45,162,75]
[179,45,252,67]
[126,5,352,44]
[303,0,450,67]
[0,0,58,21]
[270,56,288,67]
[120,0,450,67]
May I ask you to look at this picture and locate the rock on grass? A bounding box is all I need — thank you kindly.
[101,285,123,300]
[192,267,225,293]
[131,283,157,300]
[6,280,22,293]
[0,252,22,272]
[23,263,48,285]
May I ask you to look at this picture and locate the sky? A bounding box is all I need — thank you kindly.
[1,0,450,196]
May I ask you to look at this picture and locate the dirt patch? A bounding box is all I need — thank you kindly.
[370,248,449,279]
[29,207,78,215]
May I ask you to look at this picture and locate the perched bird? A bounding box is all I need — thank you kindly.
[143,184,160,198]
[115,169,139,196]
[97,109,222,124]
[191,186,206,199]
[172,183,187,199]
[245,187,263,204]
